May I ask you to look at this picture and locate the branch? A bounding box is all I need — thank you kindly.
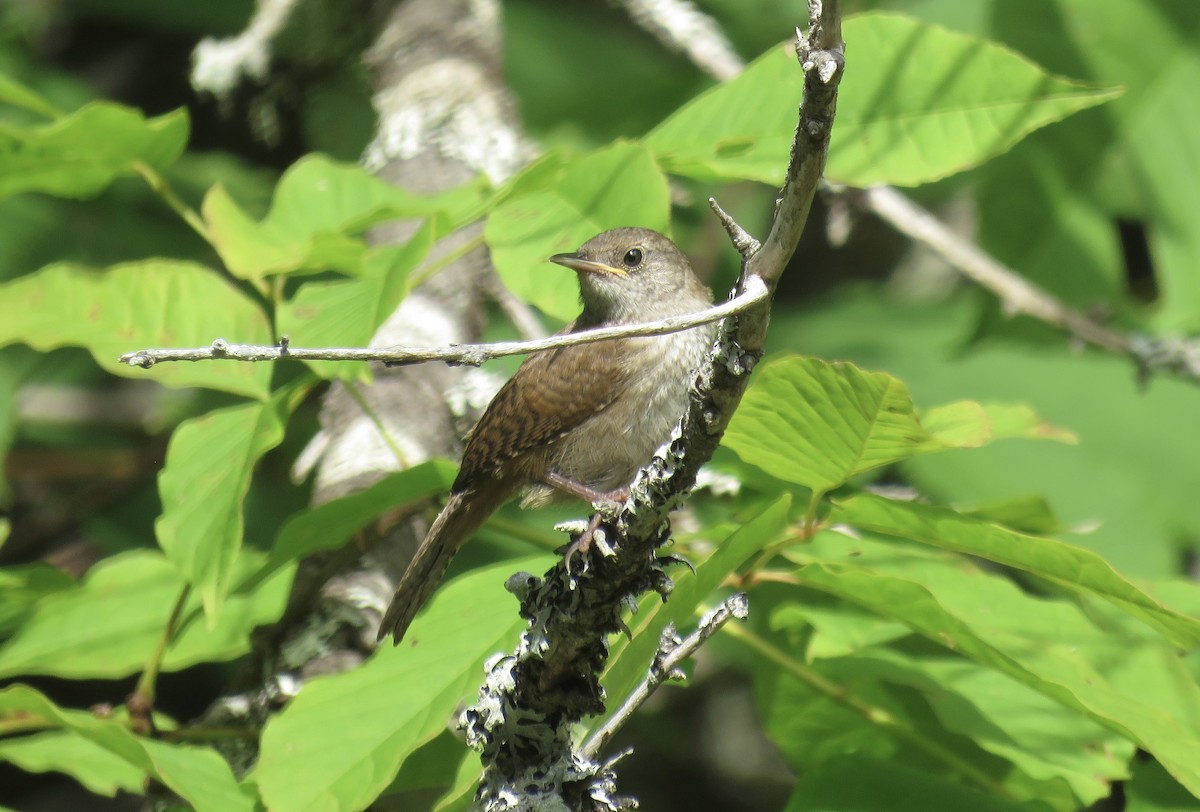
[463,3,844,808]
[580,593,749,760]
[858,186,1200,384]
[117,282,768,369]
[614,0,744,82]
[191,0,298,100]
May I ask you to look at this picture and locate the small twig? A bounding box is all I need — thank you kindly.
[708,198,760,259]
[581,593,749,760]
[859,186,1200,385]
[487,275,549,341]
[747,6,844,292]
[118,280,769,369]
[862,186,1127,353]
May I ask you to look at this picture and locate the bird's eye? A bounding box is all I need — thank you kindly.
[622,248,644,269]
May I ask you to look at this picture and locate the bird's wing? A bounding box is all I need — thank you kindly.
[454,337,632,487]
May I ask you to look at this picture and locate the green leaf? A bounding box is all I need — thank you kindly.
[771,285,1200,577]
[384,730,471,805]
[988,0,1200,331]
[275,219,438,379]
[1126,758,1200,812]
[725,358,1072,494]
[203,154,488,280]
[793,537,1200,797]
[156,387,298,620]
[0,347,40,505]
[865,648,1131,806]
[831,494,1200,649]
[0,550,293,680]
[831,13,1122,186]
[974,402,1079,444]
[757,644,1126,807]
[0,731,146,797]
[0,74,62,119]
[644,14,1120,187]
[724,355,926,492]
[908,656,1133,806]
[0,684,252,812]
[724,355,992,493]
[0,260,274,399]
[266,459,456,576]
[255,557,549,812]
[770,602,909,661]
[783,755,1043,812]
[0,103,188,199]
[922,401,1078,447]
[962,496,1067,536]
[642,40,798,184]
[0,562,74,638]
[485,141,671,321]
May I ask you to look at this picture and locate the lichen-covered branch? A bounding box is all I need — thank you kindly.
[462,3,844,809]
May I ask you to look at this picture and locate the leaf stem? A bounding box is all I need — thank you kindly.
[342,380,413,468]
[724,622,1015,799]
[131,161,212,245]
[129,584,191,734]
[407,232,487,289]
[744,490,826,579]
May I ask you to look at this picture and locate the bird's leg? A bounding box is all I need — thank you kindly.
[542,472,631,568]
[543,472,630,506]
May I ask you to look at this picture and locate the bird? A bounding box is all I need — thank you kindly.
[377,227,716,645]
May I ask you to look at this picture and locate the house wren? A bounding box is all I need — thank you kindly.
[377,227,716,645]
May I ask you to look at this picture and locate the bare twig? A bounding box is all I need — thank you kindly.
[859,186,1200,383]
[117,281,769,369]
[862,186,1128,353]
[614,0,744,82]
[581,593,749,760]
[708,197,760,258]
[487,276,549,341]
[191,0,298,100]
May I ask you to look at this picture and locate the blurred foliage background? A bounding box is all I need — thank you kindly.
[1,0,1199,810]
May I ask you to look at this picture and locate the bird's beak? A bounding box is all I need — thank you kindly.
[549,252,628,278]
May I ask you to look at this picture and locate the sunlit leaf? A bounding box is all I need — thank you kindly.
[0,550,293,679]
[0,685,252,812]
[485,141,670,321]
[0,103,188,199]
[203,154,488,280]
[0,261,273,399]
[156,386,301,620]
[255,558,549,812]
[832,493,1200,648]
[645,14,1120,187]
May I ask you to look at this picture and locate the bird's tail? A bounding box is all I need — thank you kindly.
[377,484,509,645]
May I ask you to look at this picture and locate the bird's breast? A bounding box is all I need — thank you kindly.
[548,323,714,493]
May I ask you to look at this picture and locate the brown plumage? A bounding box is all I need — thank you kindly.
[378,227,715,644]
